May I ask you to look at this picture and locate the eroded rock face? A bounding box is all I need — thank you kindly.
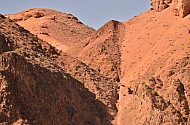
[119,57,190,124]
[0,52,103,125]
[172,0,190,17]
[56,53,119,120]
[151,0,190,17]
[151,0,172,12]
[0,15,115,125]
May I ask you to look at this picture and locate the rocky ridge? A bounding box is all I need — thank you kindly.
[68,20,125,82]
[7,8,95,51]
[3,1,190,125]
[0,15,118,125]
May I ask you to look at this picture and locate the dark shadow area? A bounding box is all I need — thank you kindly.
[0,34,16,54]
[0,52,113,125]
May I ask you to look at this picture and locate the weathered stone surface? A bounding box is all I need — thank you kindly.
[151,0,190,17]
[151,0,172,12]
[172,0,190,17]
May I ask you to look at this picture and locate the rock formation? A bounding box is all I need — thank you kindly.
[3,3,190,125]
[151,0,171,12]
[151,0,190,17]
[172,0,190,17]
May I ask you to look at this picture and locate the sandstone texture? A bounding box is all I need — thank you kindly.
[151,0,190,17]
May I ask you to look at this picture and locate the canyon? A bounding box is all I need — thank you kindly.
[1,0,190,125]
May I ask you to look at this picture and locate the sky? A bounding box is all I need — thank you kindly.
[0,0,151,29]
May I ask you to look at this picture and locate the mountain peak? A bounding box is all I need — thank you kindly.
[8,8,95,52]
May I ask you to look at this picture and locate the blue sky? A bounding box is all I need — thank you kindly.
[0,0,151,29]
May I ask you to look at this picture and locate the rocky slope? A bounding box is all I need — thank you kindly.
[3,1,190,124]
[116,2,190,125]
[0,15,118,125]
[8,8,125,82]
[7,8,95,51]
[68,20,125,82]
[56,53,119,122]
